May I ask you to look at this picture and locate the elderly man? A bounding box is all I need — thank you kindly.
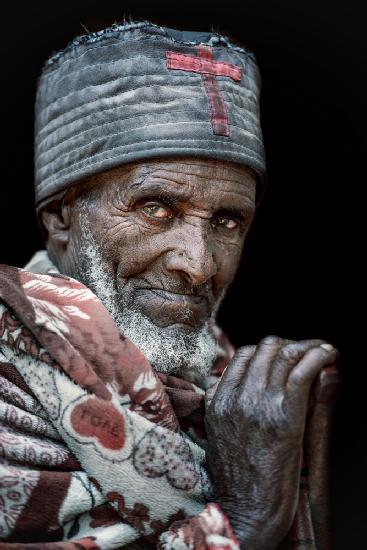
[0,21,339,549]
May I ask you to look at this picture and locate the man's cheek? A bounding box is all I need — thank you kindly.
[96,216,139,250]
[93,221,150,275]
[114,237,168,279]
[213,244,243,291]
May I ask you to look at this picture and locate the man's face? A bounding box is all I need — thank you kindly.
[49,158,256,379]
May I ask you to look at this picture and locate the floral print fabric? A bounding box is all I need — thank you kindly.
[0,264,239,549]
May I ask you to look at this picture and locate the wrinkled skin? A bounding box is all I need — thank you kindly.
[42,157,338,549]
[205,336,337,548]
[42,158,256,332]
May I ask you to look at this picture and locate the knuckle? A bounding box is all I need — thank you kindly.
[260,335,281,346]
[278,344,300,362]
[300,338,325,346]
[234,346,253,361]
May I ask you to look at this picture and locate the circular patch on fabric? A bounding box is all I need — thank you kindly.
[69,396,125,451]
[133,427,200,490]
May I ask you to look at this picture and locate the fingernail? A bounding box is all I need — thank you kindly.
[320,343,334,352]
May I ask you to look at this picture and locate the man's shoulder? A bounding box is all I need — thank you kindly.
[0,262,22,278]
[0,262,100,338]
[0,262,76,303]
[0,263,24,313]
[0,262,90,293]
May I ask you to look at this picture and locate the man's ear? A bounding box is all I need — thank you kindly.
[40,200,72,247]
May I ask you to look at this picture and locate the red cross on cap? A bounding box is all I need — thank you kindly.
[166,45,242,137]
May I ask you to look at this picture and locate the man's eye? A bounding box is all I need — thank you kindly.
[142,203,173,219]
[215,216,239,229]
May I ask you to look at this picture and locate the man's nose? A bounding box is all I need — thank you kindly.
[164,223,218,286]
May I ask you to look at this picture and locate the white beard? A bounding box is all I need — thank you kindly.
[76,215,220,381]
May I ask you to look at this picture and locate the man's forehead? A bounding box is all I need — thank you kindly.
[85,158,257,200]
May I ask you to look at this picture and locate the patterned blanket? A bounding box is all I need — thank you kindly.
[0,263,339,549]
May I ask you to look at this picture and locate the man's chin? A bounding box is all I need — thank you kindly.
[115,307,218,380]
[129,288,210,331]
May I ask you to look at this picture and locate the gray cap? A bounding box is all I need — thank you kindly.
[35,21,265,208]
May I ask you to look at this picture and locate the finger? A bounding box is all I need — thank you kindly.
[287,344,338,392]
[216,345,257,392]
[268,339,326,390]
[244,335,288,391]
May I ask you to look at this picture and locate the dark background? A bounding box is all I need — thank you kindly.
[0,1,365,547]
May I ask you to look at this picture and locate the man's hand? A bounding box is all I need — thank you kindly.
[204,336,338,550]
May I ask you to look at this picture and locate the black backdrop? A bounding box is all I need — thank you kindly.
[0,1,366,547]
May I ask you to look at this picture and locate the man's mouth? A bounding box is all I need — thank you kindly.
[133,288,210,328]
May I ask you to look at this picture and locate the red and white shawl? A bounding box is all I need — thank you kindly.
[0,262,339,549]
